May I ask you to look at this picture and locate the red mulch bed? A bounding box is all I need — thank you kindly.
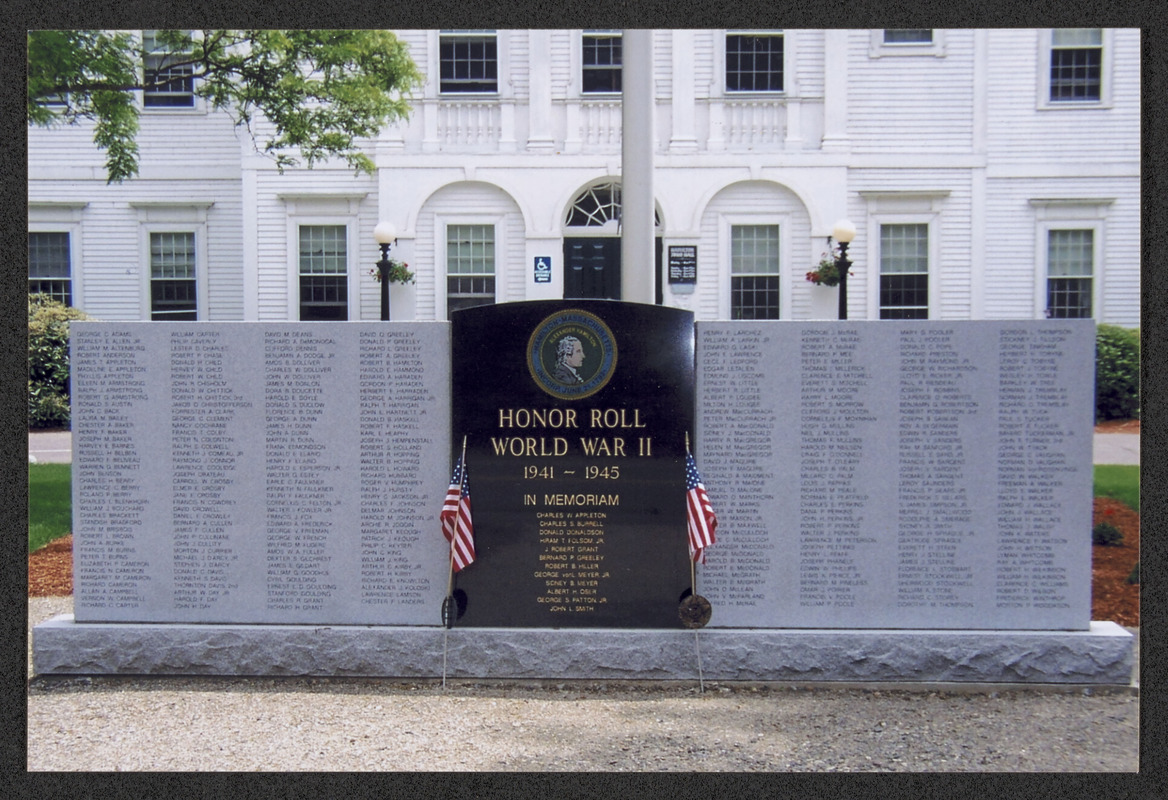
[1091,497,1140,627]
[29,498,1140,626]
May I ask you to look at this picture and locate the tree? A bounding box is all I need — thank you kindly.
[27,29,423,182]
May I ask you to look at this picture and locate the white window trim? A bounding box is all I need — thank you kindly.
[131,203,212,320]
[139,226,207,320]
[719,213,790,320]
[1030,198,1113,319]
[278,194,366,320]
[577,29,622,97]
[869,29,946,58]
[433,30,507,98]
[859,191,949,320]
[288,218,356,321]
[29,203,87,308]
[869,216,940,320]
[140,30,204,114]
[717,29,790,98]
[437,215,505,318]
[1036,28,1114,110]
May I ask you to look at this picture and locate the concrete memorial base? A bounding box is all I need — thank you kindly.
[33,616,1133,685]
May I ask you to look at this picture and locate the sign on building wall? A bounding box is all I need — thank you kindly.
[668,245,697,287]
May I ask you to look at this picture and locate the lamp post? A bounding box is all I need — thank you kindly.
[373,222,397,321]
[832,219,856,320]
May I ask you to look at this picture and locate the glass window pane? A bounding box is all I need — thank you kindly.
[29,232,73,305]
[28,232,71,278]
[1053,28,1102,47]
[1050,47,1101,101]
[731,276,779,320]
[299,226,347,274]
[440,33,498,92]
[447,225,495,275]
[880,224,929,274]
[884,29,933,44]
[149,231,197,319]
[583,32,622,93]
[150,232,196,279]
[726,33,783,92]
[730,225,780,276]
[1047,278,1093,318]
[1048,229,1093,276]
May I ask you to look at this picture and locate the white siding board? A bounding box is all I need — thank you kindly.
[849,30,976,154]
[982,176,1139,325]
[986,29,1140,166]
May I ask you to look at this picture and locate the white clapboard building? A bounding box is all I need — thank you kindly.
[28,29,1140,326]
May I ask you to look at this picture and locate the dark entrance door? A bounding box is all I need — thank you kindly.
[563,237,664,303]
[563,238,621,300]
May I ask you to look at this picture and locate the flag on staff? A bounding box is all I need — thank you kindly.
[686,449,718,564]
[440,454,476,572]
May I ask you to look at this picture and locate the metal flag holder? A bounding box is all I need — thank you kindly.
[440,436,470,689]
[679,432,715,692]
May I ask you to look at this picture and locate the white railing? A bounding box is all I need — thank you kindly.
[434,101,502,148]
[578,100,622,147]
[718,99,787,147]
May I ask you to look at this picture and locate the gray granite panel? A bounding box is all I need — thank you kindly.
[69,323,452,625]
[695,321,1095,631]
[33,616,1133,684]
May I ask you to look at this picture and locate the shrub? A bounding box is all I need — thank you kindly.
[1092,521,1124,547]
[1095,324,1140,421]
[1127,561,1139,585]
[28,294,91,429]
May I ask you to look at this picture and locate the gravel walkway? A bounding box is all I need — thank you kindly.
[27,598,1139,772]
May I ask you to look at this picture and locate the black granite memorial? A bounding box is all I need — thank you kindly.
[450,301,696,628]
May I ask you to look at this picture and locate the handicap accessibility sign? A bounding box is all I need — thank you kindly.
[534,256,552,283]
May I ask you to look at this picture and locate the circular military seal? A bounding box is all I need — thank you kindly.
[679,594,713,628]
[527,309,618,400]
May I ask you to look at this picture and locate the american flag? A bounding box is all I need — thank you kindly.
[686,450,718,564]
[440,455,476,572]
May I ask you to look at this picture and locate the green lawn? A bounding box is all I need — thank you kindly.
[1094,465,1140,512]
[28,463,71,553]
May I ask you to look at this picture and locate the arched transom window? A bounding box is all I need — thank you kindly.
[565,181,661,229]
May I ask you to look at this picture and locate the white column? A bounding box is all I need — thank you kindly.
[527,29,555,152]
[669,30,698,153]
[821,29,850,152]
[621,28,656,305]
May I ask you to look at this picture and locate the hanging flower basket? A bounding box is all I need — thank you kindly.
[805,241,850,287]
[369,259,415,285]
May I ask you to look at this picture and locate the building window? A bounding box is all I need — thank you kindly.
[879,224,929,319]
[28,232,72,305]
[446,224,496,318]
[582,31,621,93]
[142,31,195,108]
[1050,28,1102,102]
[725,32,784,93]
[439,31,498,93]
[149,232,197,320]
[1046,229,1093,318]
[883,30,933,45]
[298,225,348,320]
[566,182,622,228]
[730,225,780,319]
